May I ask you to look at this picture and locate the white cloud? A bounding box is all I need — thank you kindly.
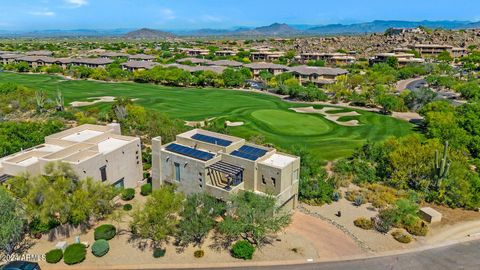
[160,8,175,20]
[29,11,55,16]
[65,0,88,8]
[202,15,222,22]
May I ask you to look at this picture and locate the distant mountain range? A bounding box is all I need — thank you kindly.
[1,20,480,38]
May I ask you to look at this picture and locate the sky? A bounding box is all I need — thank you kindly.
[0,0,479,31]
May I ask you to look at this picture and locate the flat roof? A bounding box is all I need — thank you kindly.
[61,129,103,142]
[261,153,296,168]
[17,156,38,166]
[36,144,64,152]
[97,138,130,154]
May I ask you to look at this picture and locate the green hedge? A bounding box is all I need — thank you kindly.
[63,243,86,265]
[94,224,116,241]
[91,239,110,257]
[45,249,63,264]
[153,248,166,258]
[140,183,152,196]
[123,204,133,211]
[231,240,255,260]
[121,188,135,201]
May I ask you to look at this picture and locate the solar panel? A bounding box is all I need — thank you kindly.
[231,150,259,161]
[166,143,215,161]
[238,145,267,157]
[191,133,232,147]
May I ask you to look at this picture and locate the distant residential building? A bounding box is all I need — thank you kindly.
[122,60,159,72]
[300,52,355,65]
[214,50,237,57]
[151,129,300,210]
[410,44,468,59]
[208,60,244,68]
[128,54,157,62]
[244,62,289,79]
[0,54,23,65]
[25,50,53,56]
[250,51,285,62]
[70,58,114,68]
[176,57,214,65]
[99,52,129,59]
[179,48,210,57]
[369,53,425,66]
[287,65,348,86]
[0,124,142,188]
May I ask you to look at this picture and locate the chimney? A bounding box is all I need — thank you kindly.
[151,136,162,190]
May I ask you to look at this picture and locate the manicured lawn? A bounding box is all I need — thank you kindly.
[0,72,415,162]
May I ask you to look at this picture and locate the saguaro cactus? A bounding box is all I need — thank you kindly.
[433,141,451,190]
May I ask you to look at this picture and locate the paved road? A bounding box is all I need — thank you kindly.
[405,78,464,107]
[160,240,480,270]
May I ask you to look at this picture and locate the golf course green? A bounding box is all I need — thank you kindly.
[0,72,415,161]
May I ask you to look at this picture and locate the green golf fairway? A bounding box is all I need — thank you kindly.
[0,72,415,162]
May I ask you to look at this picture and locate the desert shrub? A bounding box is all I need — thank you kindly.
[63,243,86,265]
[391,230,412,243]
[354,195,365,206]
[404,219,428,236]
[371,196,389,209]
[45,249,63,264]
[140,183,152,196]
[153,248,166,258]
[332,191,341,202]
[121,188,135,201]
[123,204,133,211]
[194,250,205,258]
[231,240,255,260]
[94,224,116,240]
[353,217,373,230]
[345,190,361,202]
[372,216,391,233]
[91,239,110,257]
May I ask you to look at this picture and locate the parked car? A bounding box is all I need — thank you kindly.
[0,261,41,270]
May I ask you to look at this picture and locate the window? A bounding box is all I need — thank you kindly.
[100,166,107,182]
[174,162,181,181]
[271,177,276,187]
[262,175,266,185]
[113,178,124,189]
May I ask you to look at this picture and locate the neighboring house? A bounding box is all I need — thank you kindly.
[250,51,285,62]
[215,50,238,57]
[151,129,300,210]
[244,62,289,79]
[287,65,349,86]
[14,56,56,68]
[25,50,53,56]
[70,58,114,68]
[0,53,23,65]
[128,54,157,62]
[208,60,244,68]
[179,48,210,57]
[369,53,425,66]
[176,57,214,65]
[300,52,354,64]
[410,44,468,58]
[0,124,142,189]
[99,52,129,59]
[122,60,159,72]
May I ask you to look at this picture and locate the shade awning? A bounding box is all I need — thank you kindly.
[207,161,244,177]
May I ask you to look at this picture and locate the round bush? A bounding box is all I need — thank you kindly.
[194,250,204,258]
[123,203,133,211]
[91,239,110,257]
[231,240,255,260]
[121,188,135,201]
[153,248,166,258]
[391,230,412,244]
[63,243,86,265]
[140,183,152,196]
[94,224,117,241]
[353,217,373,230]
[405,219,428,236]
[45,249,63,264]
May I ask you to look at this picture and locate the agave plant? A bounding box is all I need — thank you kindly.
[35,90,47,113]
[54,88,64,112]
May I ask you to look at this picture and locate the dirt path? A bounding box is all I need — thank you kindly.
[396,77,424,92]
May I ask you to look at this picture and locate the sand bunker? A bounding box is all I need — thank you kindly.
[70,96,138,107]
[185,118,216,127]
[290,106,361,126]
[225,121,244,127]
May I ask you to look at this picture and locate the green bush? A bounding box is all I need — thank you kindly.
[63,243,86,265]
[140,183,152,196]
[94,224,116,240]
[405,219,428,236]
[91,239,110,257]
[153,248,166,258]
[231,240,255,260]
[353,217,373,230]
[391,230,412,243]
[123,204,133,211]
[194,250,204,258]
[332,191,341,202]
[45,249,63,264]
[121,188,135,201]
